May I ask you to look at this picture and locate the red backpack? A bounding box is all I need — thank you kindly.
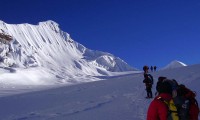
[175,84,199,120]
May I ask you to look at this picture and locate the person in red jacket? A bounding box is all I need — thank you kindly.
[148,79,200,120]
[147,81,173,120]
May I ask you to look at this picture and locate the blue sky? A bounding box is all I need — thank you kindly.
[0,0,200,69]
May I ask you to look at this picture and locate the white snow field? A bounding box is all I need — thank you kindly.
[0,64,199,120]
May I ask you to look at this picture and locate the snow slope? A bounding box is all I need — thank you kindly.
[0,20,136,85]
[0,64,199,120]
[161,60,187,70]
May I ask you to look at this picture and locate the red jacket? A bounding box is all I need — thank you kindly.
[147,93,172,120]
[178,85,199,120]
[190,102,199,120]
[147,93,199,120]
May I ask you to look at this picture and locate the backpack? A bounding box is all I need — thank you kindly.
[175,85,199,120]
[157,97,179,120]
[147,74,154,85]
[158,80,199,120]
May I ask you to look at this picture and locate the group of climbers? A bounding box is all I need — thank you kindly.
[142,65,200,120]
[143,65,157,72]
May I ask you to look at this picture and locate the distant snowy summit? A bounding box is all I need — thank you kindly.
[0,20,136,78]
[162,60,187,70]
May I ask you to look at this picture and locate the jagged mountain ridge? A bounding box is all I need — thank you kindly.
[0,20,136,78]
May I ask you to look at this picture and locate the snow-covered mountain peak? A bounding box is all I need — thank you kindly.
[39,20,60,32]
[162,60,187,70]
[0,20,4,24]
[171,60,187,66]
[39,20,58,25]
[0,20,137,85]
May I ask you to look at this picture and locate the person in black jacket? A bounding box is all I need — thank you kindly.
[150,66,153,72]
[143,74,153,98]
[154,66,157,71]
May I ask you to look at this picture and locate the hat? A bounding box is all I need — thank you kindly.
[158,80,172,94]
[158,76,167,82]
